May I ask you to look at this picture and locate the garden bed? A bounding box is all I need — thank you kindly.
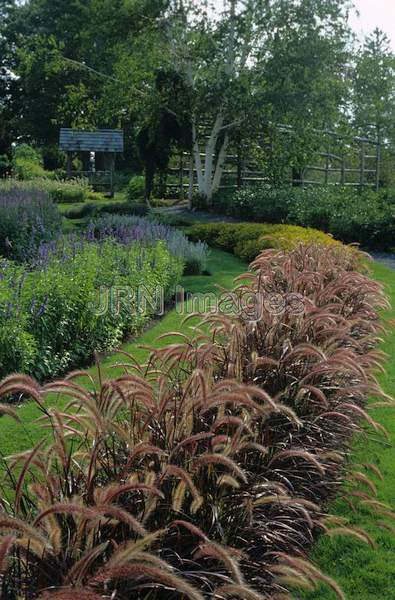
[0,241,392,598]
[0,187,208,381]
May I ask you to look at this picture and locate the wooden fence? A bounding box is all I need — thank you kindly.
[166,126,383,200]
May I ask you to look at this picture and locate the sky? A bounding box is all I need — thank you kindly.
[350,0,395,50]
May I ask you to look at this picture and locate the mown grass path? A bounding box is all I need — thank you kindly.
[0,251,395,599]
[0,249,246,457]
[299,261,395,600]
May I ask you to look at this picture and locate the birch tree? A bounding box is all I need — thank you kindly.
[165,0,267,204]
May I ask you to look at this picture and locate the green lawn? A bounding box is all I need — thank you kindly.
[0,248,246,457]
[298,261,395,600]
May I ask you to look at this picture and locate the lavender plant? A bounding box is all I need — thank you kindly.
[0,238,183,380]
[0,187,62,262]
[93,214,209,274]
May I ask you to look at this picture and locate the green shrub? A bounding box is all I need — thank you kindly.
[12,144,47,180]
[186,223,225,246]
[152,212,195,227]
[223,185,291,222]
[65,202,149,220]
[49,184,87,204]
[13,158,49,180]
[13,144,42,163]
[218,185,395,250]
[188,221,339,262]
[127,175,145,201]
[0,154,11,177]
[99,201,149,217]
[86,191,108,202]
[288,187,395,249]
[64,202,99,219]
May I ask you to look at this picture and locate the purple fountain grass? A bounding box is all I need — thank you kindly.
[0,243,391,599]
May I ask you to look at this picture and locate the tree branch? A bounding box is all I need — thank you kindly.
[61,56,146,97]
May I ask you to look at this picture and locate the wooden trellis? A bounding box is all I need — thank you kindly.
[166,126,383,200]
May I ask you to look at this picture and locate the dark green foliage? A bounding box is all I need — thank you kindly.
[0,154,11,177]
[65,201,149,220]
[126,175,146,201]
[288,187,395,249]
[218,186,395,250]
[98,202,149,217]
[152,212,195,227]
[64,202,99,219]
[217,186,291,222]
[137,68,192,200]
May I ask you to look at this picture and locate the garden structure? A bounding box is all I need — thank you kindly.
[168,125,384,200]
[59,128,124,196]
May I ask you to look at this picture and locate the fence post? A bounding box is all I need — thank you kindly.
[179,151,184,201]
[324,145,329,185]
[188,153,194,209]
[341,157,345,185]
[359,140,365,190]
[375,134,381,192]
[66,152,73,178]
[237,137,243,189]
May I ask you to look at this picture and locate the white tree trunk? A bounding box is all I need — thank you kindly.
[211,133,230,197]
[192,122,204,192]
[192,114,230,205]
[188,153,194,209]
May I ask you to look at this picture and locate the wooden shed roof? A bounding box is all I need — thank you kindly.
[59,129,124,152]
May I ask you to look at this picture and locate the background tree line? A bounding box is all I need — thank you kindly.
[0,0,394,199]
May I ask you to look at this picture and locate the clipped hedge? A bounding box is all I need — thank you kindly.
[188,222,339,262]
[65,201,149,220]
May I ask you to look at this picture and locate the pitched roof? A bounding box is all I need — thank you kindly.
[59,129,124,152]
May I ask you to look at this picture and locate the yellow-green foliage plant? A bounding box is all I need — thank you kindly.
[187,222,340,262]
